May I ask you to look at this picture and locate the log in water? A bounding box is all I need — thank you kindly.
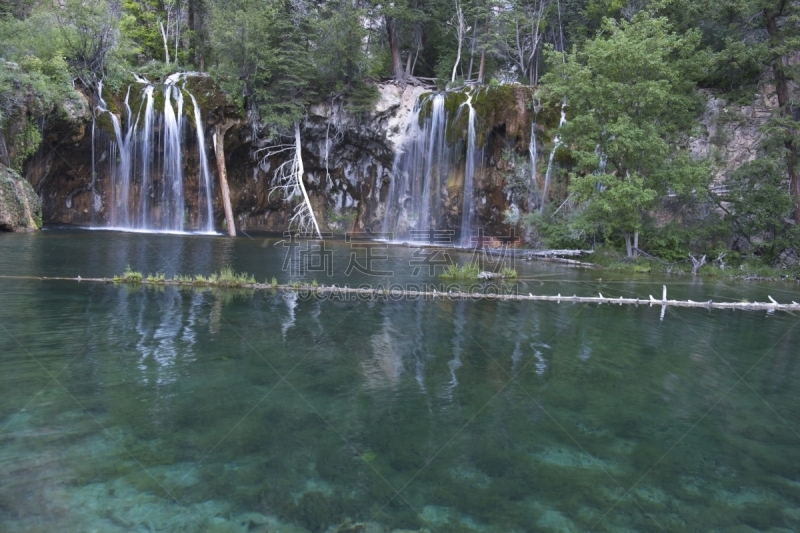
[2,275,797,313]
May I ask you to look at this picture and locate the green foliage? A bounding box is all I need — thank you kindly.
[719,157,799,259]
[115,265,143,282]
[500,267,517,278]
[541,15,708,252]
[57,0,120,81]
[118,0,160,61]
[440,263,481,279]
[146,272,166,282]
[10,117,41,172]
[522,209,592,249]
[215,266,256,287]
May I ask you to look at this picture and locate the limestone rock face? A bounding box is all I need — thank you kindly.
[690,90,775,189]
[0,164,41,232]
[25,81,534,237]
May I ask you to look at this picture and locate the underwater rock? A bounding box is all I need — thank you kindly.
[331,518,387,532]
[0,164,41,231]
[205,512,310,533]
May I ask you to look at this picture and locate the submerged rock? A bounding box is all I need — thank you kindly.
[0,164,41,231]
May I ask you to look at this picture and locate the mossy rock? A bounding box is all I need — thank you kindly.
[0,164,41,231]
[417,86,537,148]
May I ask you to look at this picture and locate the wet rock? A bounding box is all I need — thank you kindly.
[0,164,41,231]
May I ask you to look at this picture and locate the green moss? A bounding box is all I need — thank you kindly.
[11,118,41,173]
[472,85,536,146]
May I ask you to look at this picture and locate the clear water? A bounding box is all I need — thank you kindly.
[1,229,800,532]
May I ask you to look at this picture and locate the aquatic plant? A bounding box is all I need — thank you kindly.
[146,272,166,283]
[114,268,257,288]
[215,267,256,288]
[114,265,143,283]
[440,264,481,279]
[500,267,518,278]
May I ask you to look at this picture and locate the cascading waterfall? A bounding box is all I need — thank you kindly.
[541,102,567,212]
[528,117,538,211]
[138,86,155,228]
[459,92,479,247]
[190,93,214,233]
[418,94,447,234]
[93,77,216,233]
[382,91,482,244]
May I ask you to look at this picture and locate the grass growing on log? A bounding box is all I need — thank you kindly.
[440,265,519,279]
[500,267,518,279]
[114,265,143,283]
[114,268,257,287]
[441,264,481,279]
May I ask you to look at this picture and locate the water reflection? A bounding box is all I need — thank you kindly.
[1,244,800,531]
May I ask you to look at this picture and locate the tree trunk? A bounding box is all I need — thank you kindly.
[294,122,322,239]
[214,122,236,237]
[159,20,170,64]
[477,18,488,84]
[451,0,464,83]
[467,15,477,80]
[624,233,632,258]
[632,231,639,259]
[386,16,405,81]
[764,5,800,223]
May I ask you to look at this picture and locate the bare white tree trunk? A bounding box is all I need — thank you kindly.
[293,122,322,238]
[159,19,171,63]
[265,123,322,238]
[451,0,465,83]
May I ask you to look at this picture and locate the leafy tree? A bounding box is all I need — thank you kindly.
[542,14,708,257]
[720,157,798,258]
[56,0,120,82]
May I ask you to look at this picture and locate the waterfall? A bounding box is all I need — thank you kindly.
[541,102,566,212]
[92,77,215,233]
[528,117,538,211]
[190,93,214,233]
[418,94,447,235]
[138,86,155,229]
[459,91,478,247]
[382,91,482,245]
[161,85,185,231]
[96,83,136,227]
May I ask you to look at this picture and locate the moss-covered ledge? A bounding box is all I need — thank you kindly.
[0,164,42,231]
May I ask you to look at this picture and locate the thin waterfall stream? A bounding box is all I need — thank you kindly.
[541,101,567,212]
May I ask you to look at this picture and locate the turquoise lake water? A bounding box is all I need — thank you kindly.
[1,229,799,532]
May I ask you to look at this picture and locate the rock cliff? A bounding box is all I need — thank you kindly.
[0,164,41,231]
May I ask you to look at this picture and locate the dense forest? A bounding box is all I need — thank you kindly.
[1,0,799,269]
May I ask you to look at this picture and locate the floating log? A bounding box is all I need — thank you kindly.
[1,276,798,313]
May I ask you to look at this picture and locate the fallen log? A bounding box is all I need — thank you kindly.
[2,276,798,314]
